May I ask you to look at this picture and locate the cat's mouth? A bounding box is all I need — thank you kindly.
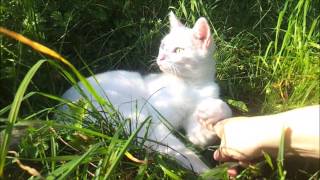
[158,61,172,73]
[158,63,169,73]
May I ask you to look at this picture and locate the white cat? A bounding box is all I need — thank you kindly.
[62,12,232,173]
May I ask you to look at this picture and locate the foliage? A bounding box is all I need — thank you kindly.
[0,0,319,179]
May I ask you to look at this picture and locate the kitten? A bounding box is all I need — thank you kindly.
[62,12,232,173]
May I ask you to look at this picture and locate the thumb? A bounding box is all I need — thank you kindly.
[213,121,224,138]
[214,117,249,138]
[213,147,233,161]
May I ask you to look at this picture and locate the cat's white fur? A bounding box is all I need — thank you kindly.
[62,12,232,173]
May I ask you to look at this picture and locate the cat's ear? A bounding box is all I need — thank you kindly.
[192,17,211,49]
[169,11,183,29]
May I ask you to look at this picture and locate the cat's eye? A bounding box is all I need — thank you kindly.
[174,47,184,53]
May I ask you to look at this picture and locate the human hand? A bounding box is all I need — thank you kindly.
[212,116,284,163]
[212,106,320,177]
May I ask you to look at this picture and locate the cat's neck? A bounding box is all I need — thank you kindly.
[184,74,215,87]
[163,69,215,87]
[174,59,216,86]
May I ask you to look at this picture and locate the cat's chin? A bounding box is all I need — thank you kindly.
[158,65,175,75]
[158,65,166,73]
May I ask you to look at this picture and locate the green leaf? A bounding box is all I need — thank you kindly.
[227,99,249,112]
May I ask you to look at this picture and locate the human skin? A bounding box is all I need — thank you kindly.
[212,105,320,163]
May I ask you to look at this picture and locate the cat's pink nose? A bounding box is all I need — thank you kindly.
[157,54,165,61]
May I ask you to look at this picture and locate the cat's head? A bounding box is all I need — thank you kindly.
[157,12,215,81]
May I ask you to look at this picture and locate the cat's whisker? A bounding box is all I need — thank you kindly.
[173,66,178,76]
[148,62,157,70]
[172,64,180,77]
[150,58,157,63]
[168,65,176,76]
[147,59,160,71]
[150,60,158,67]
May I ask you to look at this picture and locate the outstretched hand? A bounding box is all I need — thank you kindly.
[211,105,320,176]
[212,116,283,163]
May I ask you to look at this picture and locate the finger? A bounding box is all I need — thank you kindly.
[213,149,234,162]
[227,167,238,178]
[206,123,214,130]
[213,121,224,138]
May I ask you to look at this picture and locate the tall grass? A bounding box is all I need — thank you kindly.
[0,0,319,179]
[257,0,319,113]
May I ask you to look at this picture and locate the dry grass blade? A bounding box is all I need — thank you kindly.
[8,151,43,179]
[0,27,72,67]
[125,151,148,164]
[0,26,106,107]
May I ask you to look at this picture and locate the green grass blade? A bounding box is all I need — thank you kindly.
[274,1,288,52]
[53,123,112,141]
[0,92,37,116]
[134,159,148,180]
[100,122,123,176]
[58,144,99,180]
[159,164,181,180]
[103,117,151,179]
[50,128,57,171]
[0,59,47,177]
[262,151,274,170]
[277,127,287,180]
[46,143,99,180]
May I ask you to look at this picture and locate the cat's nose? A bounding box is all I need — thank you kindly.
[157,54,166,61]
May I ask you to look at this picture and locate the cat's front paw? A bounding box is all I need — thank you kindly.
[187,128,219,148]
[196,98,232,129]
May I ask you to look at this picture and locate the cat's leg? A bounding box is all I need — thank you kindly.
[184,113,220,148]
[184,98,232,148]
[145,122,209,174]
[195,98,232,129]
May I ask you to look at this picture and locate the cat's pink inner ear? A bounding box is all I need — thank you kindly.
[169,11,183,29]
[193,17,211,48]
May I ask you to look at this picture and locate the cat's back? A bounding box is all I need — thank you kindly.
[63,70,147,102]
[144,73,188,95]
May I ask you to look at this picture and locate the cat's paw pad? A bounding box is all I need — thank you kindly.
[196,99,232,129]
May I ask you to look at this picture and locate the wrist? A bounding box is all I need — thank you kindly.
[270,106,320,159]
[282,106,320,158]
[254,115,287,155]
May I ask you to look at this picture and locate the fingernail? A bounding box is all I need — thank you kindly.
[213,150,219,160]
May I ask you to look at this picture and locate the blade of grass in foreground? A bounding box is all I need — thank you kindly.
[46,143,100,180]
[103,117,151,179]
[0,92,37,116]
[0,60,47,177]
[277,127,287,180]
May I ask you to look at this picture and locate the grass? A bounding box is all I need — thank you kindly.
[0,0,319,179]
